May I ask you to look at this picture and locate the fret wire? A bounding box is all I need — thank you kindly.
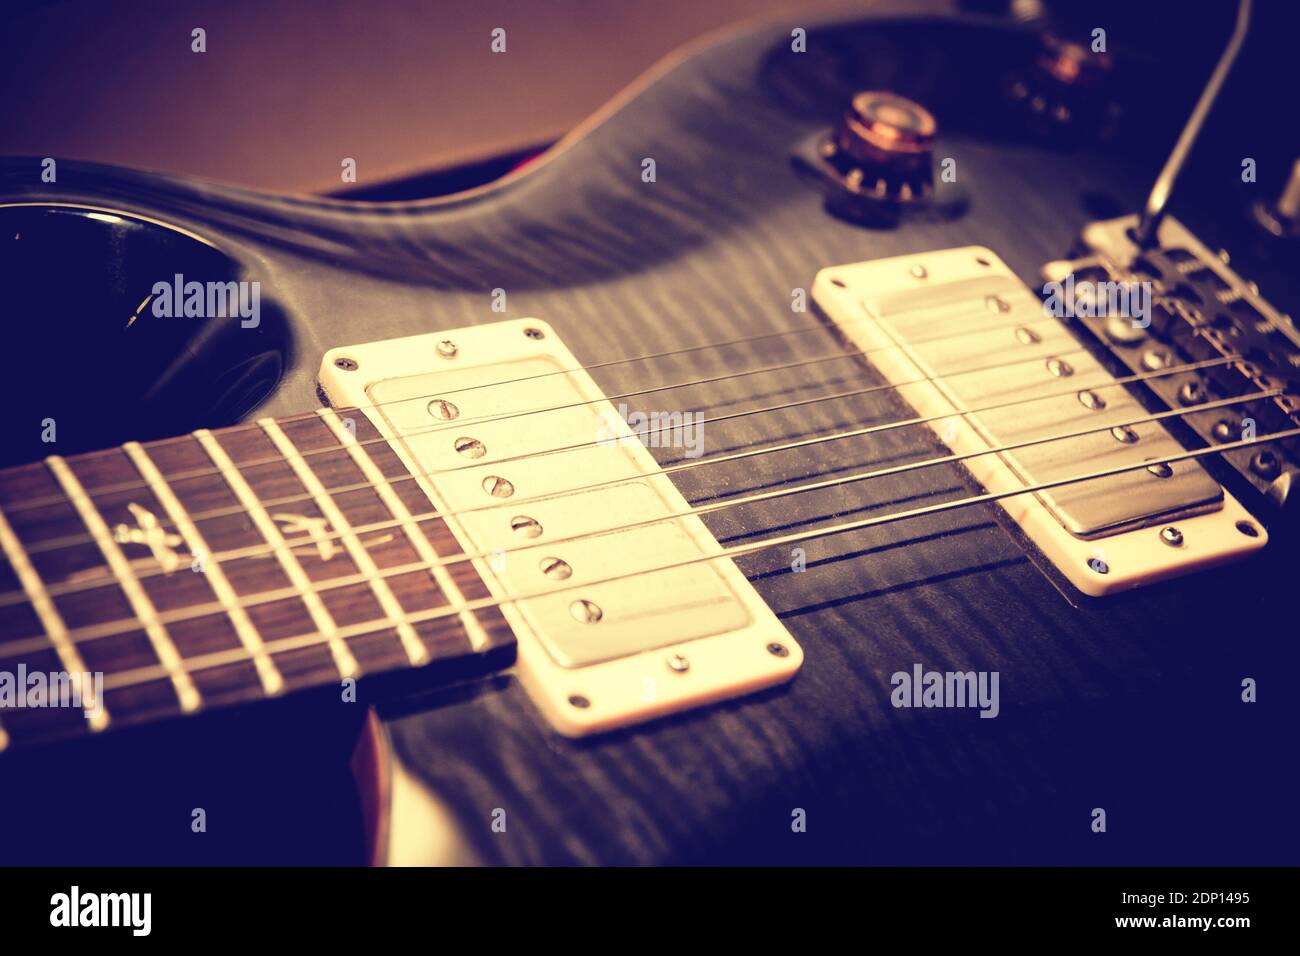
[45,456,201,713]
[318,407,489,653]
[95,426,1300,698]
[3,352,1254,600]
[0,500,110,730]
[260,417,427,668]
[9,348,1245,568]
[193,428,359,680]
[3,390,1282,661]
[122,442,284,696]
[0,312,1083,520]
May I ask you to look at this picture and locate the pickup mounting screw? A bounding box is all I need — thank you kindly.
[570,599,603,624]
[667,654,690,673]
[568,694,590,709]
[482,475,514,498]
[540,557,572,580]
[510,515,543,538]
[909,264,928,279]
[767,642,789,657]
[1236,520,1260,538]
[1088,556,1109,575]
[524,327,545,340]
[436,339,458,358]
[1159,526,1184,547]
[427,399,460,420]
[455,437,487,459]
[334,357,358,371]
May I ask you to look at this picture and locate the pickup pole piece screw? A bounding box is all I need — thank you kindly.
[427,399,460,420]
[334,357,358,371]
[437,339,458,358]
[570,599,603,624]
[667,654,690,673]
[540,557,573,580]
[1160,526,1184,547]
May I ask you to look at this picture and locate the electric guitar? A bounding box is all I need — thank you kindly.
[2,2,1297,865]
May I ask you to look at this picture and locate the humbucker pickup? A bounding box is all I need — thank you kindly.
[812,247,1268,596]
[319,320,801,735]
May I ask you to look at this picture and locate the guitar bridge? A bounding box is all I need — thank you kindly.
[813,247,1268,596]
[318,320,801,735]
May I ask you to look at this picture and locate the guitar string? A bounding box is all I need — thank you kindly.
[84,426,1300,700]
[1,352,1250,601]
[12,339,1097,557]
[133,288,1041,443]
[0,390,1280,659]
[0,303,1066,517]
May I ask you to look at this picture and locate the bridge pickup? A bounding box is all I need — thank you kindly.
[813,247,1267,596]
[318,320,800,735]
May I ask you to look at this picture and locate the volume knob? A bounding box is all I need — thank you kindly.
[830,91,937,203]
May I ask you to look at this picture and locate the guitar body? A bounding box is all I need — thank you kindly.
[2,8,1296,865]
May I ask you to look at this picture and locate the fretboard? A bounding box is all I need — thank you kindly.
[0,408,515,751]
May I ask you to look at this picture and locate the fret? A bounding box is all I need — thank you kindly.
[0,501,109,730]
[123,441,284,697]
[45,456,201,713]
[259,417,428,667]
[317,408,492,652]
[192,428,360,679]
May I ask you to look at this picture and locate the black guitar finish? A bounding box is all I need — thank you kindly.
[2,7,1297,864]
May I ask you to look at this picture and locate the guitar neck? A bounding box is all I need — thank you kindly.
[0,408,514,751]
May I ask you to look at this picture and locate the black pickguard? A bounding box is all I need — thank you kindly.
[2,8,1296,864]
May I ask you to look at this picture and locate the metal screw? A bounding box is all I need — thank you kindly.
[909,264,928,279]
[1236,520,1260,538]
[767,642,789,657]
[1160,526,1184,547]
[1146,461,1173,478]
[436,339,458,359]
[524,327,545,340]
[570,599,603,624]
[1211,420,1235,442]
[667,654,690,673]
[1178,381,1206,405]
[1141,348,1172,371]
[1015,326,1041,345]
[568,694,590,709]
[1250,450,1281,478]
[334,357,358,371]
[1046,357,1074,378]
[1110,425,1139,444]
[1077,389,1106,410]
[986,295,1011,314]
[482,475,514,498]
[427,399,460,420]
[539,557,572,580]
[510,515,543,538]
[1088,557,1109,575]
[454,437,486,459]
